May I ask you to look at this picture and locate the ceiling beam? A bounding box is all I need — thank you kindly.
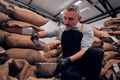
[81,7,120,24]
[27,0,33,5]
[84,15,109,24]
[87,0,104,13]
[98,0,117,18]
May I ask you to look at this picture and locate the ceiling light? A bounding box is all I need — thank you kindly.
[80,7,90,13]
[74,0,82,5]
[60,0,82,15]
[60,11,63,14]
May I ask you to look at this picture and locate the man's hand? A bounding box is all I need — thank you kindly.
[58,57,71,66]
[54,57,71,75]
[31,33,40,41]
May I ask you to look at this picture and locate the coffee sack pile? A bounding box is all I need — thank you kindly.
[0,0,62,80]
[92,18,120,80]
[0,0,120,80]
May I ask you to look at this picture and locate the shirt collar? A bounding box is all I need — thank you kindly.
[66,22,82,31]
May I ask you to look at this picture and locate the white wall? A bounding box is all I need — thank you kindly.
[89,17,111,28]
[89,13,120,28]
[40,20,59,44]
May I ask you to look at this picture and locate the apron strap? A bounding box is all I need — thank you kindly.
[80,24,84,32]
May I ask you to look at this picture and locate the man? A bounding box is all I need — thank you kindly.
[31,5,103,80]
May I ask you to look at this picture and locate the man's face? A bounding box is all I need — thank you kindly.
[63,9,81,29]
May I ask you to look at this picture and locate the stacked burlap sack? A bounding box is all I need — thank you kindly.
[0,0,120,80]
[0,0,62,80]
[92,18,120,80]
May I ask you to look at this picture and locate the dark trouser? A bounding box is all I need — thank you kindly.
[61,48,103,80]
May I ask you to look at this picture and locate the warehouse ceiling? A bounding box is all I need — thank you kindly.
[7,0,120,24]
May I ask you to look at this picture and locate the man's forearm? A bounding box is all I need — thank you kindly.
[69,49,86,62]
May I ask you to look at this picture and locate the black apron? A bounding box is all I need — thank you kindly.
[61,29,83,58]
[61,29,103,80]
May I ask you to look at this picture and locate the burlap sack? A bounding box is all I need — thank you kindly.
[48,57,59,63]
[104,59,120,71]
[0,0,14,15]
[1,20,44,35]
[0,46,7,64]
[104,51,119,61]
[0,12,11,24]
[92,26,101,38]
[108,30,120,35]
[35,62,57,77]
[102,42,116,51]
[5,33,47,51]
[0,58,37,80]
[92,37,103,48]
[100,68,107,77]
[11,6,48,26]
[44,48,62,58]
[101,37,114,43]
[101,24,120,31]
[0,29,10,44]
[47,40,61,50]
[104,18,120,27]
[104,59,120,79]
[8,76,18,80]
[100,31,110,39]
[98,28,112,43]
[58,52,62,59]
[0,46,5,52]
[92,26,110,38]
[105,70,113,80]
[6,48,48,64]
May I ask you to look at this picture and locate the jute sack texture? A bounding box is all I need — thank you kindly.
[92,37,103,48]
[1,20,44,36]
[5,33,47,51]
[0,0,48,27]
[0,12,11,24]
[0,0,14,15]
[6,48,48,64]
[0,29,9,45]
[11,6,49,27]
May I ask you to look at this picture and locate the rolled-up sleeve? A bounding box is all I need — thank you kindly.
[81,24,94,50]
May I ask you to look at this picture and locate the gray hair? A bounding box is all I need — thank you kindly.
[65,4,80,16]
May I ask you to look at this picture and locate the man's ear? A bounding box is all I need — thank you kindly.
[78,16,82,21]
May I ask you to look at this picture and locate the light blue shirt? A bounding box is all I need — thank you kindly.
[45,23,94,50]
